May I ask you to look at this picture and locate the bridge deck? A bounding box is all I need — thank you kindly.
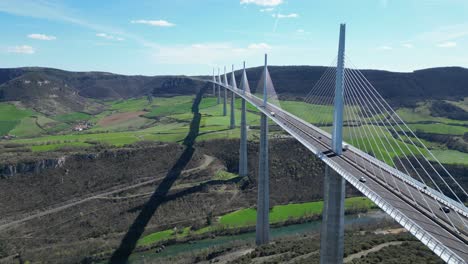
[218,83,468,263]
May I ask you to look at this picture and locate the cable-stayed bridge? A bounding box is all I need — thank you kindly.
[209,24,467,264]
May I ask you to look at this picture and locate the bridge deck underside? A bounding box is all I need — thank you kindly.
[222,84,468,263]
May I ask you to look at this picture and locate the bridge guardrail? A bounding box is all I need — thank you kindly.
[212,80,467,263]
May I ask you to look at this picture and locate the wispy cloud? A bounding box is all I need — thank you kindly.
[0,1,165,50]
[96,33,124,41]
[152,42,273,66]
[402,43,413,48]
[130,19,175,27]
[7,45,35,54]
[416,24,468,43]
[272,13,299,19]
[248,43,272,50]
[377,45,393,50]
[27,33,56,40]
[0,0,123,34]
[437,41,457,48]
[240,0,283,6]
[260,7,275,12]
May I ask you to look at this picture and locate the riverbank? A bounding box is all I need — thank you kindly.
[89,197,377,262]
[126,210,397,263]
[136,197,376,248]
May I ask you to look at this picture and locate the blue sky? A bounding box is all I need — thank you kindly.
[0,0,467,75]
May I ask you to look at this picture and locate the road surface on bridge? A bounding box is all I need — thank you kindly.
[215,81,468,263]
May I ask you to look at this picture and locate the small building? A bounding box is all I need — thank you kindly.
[73,122,92,132]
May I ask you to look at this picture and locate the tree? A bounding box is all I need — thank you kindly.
[147,93,153,104]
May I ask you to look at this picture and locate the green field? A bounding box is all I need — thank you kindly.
[0,103,35,135]
[137,197,375,246]
[219,197,375,227]
[406,123,468,135]
[54,112,92,123]
[2,95,259,151]
[2,95,468,165]
[395,102,468,125]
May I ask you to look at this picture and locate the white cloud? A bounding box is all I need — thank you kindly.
[0,0,158,48]
[240,0,283,6]
[416,24,468,43]
[248,43,272,49]
[152,42,273,66]
[377,45,393,50]
[272,13,299,19]
[260,8,274,12]
[437,41,457,48]
[96,33,124,41]
[131,19,175,27]
[27,33,56,40]
[402,43,413,48]
[7,45,35,54]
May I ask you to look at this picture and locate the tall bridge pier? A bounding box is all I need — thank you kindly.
[223,66,228,116]
[239,62,248,177]
[217,68,221,104]
[320,23,346,264]
[256,54,270,245]
[212,68,216,96]
[230,65,236,129]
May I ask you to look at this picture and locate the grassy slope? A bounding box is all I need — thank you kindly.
[54,112,92,123]
[3,95,468,165]
[0,103,35,135]
[137,197,375,246]
[396,101,468,125]
[219,197,375,227]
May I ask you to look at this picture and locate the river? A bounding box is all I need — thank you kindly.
[127,210,391,263]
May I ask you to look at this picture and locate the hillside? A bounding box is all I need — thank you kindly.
[239,66,468,106]
[1,66,468,113]
[0,67,203,115]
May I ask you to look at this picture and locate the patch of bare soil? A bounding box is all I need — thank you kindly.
[343,241,404,263]
[98,111,147,127]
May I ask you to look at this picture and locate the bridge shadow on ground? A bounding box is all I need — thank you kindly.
[108,85,207,263]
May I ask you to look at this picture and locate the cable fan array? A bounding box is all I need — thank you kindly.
[297,57,467,233]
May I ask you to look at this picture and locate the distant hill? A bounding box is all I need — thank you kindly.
[1,66,467,114]
[239,66,468,106]
[0,67,204,115]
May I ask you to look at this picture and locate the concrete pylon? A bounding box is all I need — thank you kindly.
[256,54,269,245]
[223,66,228,116]
[217,68,221,104]
[320,23,346,264]
[230,65,237,129]
[239,61,248,177]
[212,68,216,96]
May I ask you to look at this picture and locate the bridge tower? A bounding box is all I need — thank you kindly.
[223,66,228,116]
[217,68,221,104]
[256,53,270,245]
[230,65,236,129]
[320,24,346,264]
[239,61,248,177]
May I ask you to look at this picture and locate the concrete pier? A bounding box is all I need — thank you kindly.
[256,54,270,245]
[239,62,248,177]
[319,165,346,264]
[223,66,228,116]
[230,65,236,128]
[217,68,221,104]
[256,112,269,245]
